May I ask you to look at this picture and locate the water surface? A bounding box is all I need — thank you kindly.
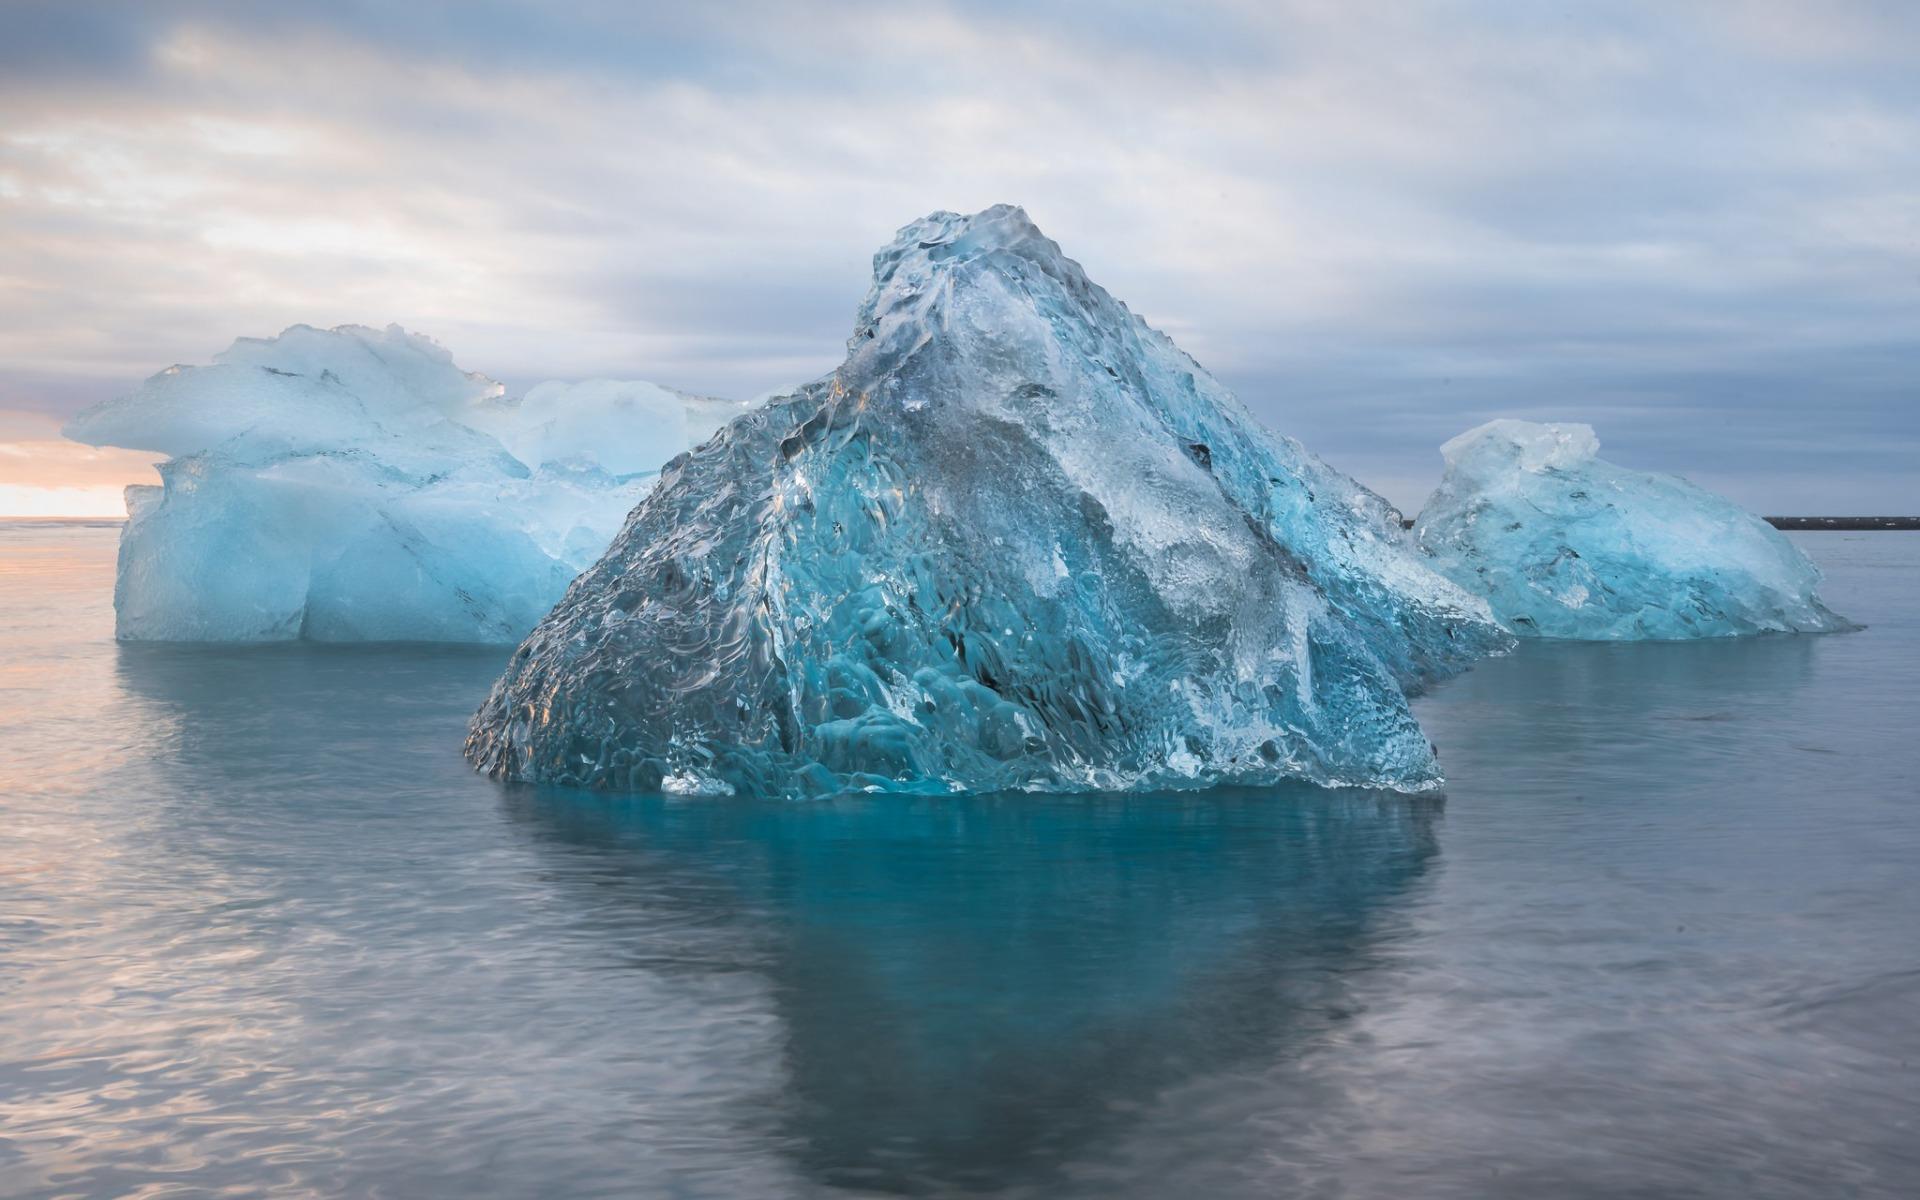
[1,523,1915,1197]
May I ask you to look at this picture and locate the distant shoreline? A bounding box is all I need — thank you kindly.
[1759,517,1920,531]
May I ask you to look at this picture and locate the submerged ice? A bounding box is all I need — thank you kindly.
[1414,419,1851,640]
[64,324,743,642]
[467,205,1511,797]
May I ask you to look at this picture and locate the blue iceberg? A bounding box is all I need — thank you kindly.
[63,325,744,642]
[466,206,1509,797]
[1413,419,1852,640]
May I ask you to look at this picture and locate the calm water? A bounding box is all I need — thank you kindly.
[1,523,1915,1199]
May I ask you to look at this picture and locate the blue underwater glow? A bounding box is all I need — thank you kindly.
[466,206,1511,796]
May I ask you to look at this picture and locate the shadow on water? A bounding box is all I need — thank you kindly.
[501,784,1443,1195]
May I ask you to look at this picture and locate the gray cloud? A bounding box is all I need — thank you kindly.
[1,0,1914,513]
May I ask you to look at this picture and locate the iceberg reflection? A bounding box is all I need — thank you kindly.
[504,785,1440,1194]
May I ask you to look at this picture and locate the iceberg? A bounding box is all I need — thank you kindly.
[63,324,744,642]
[1413,419,1852,639]
[466,205,1510,797]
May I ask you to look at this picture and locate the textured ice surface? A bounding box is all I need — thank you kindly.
[1414,419,1852,640]
[467,205,1510,797]
[64,325,742,642]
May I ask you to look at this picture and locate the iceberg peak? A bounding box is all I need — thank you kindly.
[467,205,1510,797]
[849,204,1096,361]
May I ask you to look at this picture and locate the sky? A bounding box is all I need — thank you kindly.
[1,0,1915,516]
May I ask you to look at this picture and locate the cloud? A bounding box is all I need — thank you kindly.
[0,0,1914,515]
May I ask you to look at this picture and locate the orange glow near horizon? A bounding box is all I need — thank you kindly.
[0,417,160,517]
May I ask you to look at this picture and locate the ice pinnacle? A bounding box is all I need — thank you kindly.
[466,205,1511,796]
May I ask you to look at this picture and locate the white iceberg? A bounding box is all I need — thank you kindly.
[63,324,745,643]
[467,205,1511,797]
[1413,419,1852,639]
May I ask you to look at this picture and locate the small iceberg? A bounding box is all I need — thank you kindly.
[466,205,1510,797]
[63,324,745,643]
[1413,419,1852,640]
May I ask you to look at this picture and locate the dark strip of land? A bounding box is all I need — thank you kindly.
[1761,517,1920,531]
[1396,516,1920,530]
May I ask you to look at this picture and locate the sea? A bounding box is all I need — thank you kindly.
[1,520,1915,1198]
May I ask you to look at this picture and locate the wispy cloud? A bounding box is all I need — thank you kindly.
[1,0,1915,514]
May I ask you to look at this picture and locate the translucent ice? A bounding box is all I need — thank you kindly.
[64,324,741,642]
[468,379,748,480]
[467,205,1510,797]
[1413,419,1852,639]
